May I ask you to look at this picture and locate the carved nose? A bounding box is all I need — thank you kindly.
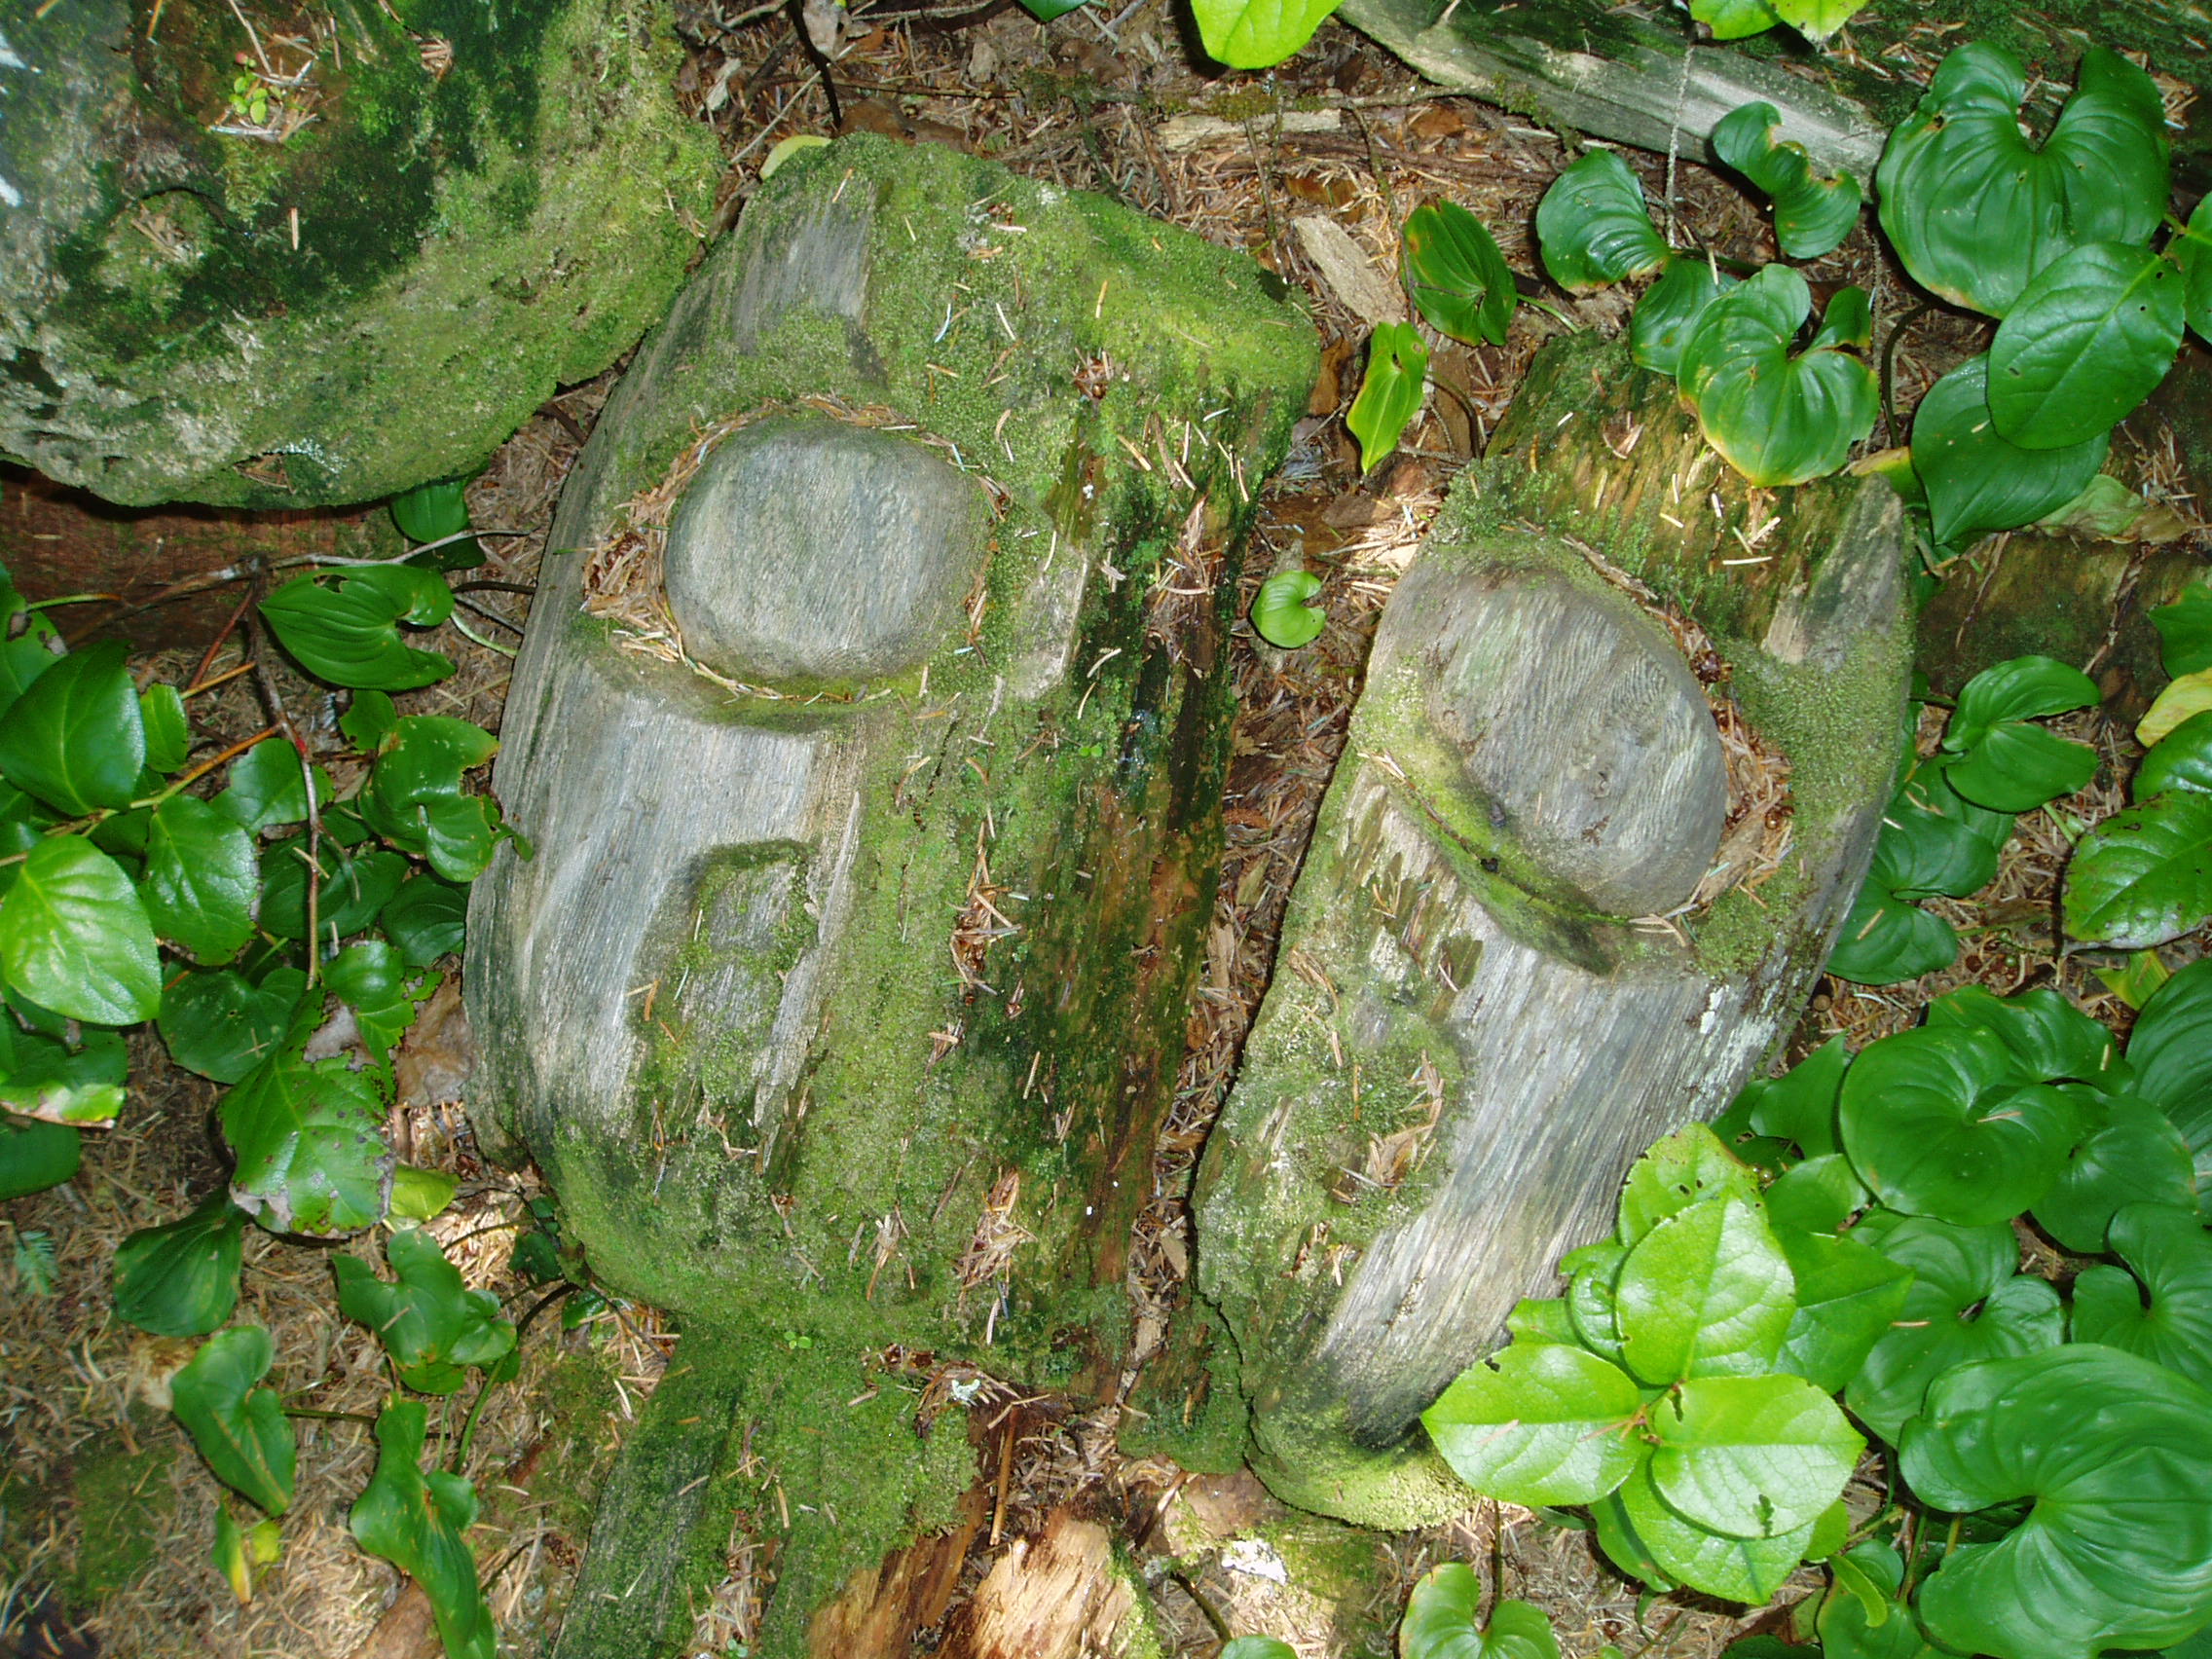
[661,415,987,686]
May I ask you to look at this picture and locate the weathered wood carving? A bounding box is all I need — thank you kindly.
[464,136,1313,1653]
[1190,333,1912,1525]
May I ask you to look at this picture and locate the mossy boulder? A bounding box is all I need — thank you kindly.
[0,0,717,508]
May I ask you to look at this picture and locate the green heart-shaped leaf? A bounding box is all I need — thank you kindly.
[1346,323,1428,474]
[1616,1462,1818,1603]
[1400,1566,1561,1659]
[0,641,144,817]
[1764,1155,1868,1235]
[1923,984,2120,1088]
[1251,571,1325,649]
[1678,266,1877,488]
[1403,200,1518,347]
[1767,0,1868,42]
[334,1227,516,1394]
[258,840,411,943]
[1630,258,1733,378]
[1900,1346,2212,1659]
[1875,45,2169,317]
[1647,1373,1862,1538]
[323,940,425,1063]
[170,1325,295,1515]
[2129,960,2212,1205]
[1839,1027,2082,1224]
[1711,103,1861,258]
[2063,789,2212,949]
[0,834,161,1024]
[1422,1340,1648,1506]
[260,567,456,692]
[1617,1198,1795,1383]
[1772,1225,1912,1393]
[2031,1088,2195,1252]
[381,875,470,968]
[2071,1201,2212,1388]
[1825,887,1958,986]
[2139,712,2212,800]
[1845,1214,2062,1441]
[159,968,308,1085]
[219,995,392,1236]
[1187,0,1339,67]
[215,739,329,833]
[1734,1035,1849,1160]
[1940,654,2099,812]
[1911,356,2109,550]
[1688,0,1779,39]
[1535,151,1670,294]
[1987,242,2184,451]
[350,1401,498,1659]
[141,795,259,965]
[114,1192,247,1337]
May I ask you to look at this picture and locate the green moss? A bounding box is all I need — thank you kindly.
[63,1441,175,1605]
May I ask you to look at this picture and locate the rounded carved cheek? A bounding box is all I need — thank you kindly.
[661,415,987,686]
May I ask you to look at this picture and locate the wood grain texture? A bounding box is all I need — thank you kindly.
[1194,334,1910,1526]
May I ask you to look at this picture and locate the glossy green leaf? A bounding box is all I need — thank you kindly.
[1534,151,1670,294]
[170,1325,295,1515]
[1846,1215,2062,1441]
[1220,1641,1297,1659]
[1618,1124,1762,1245]
[215,739,325,833]
[219,995,392,1235]
[1923,984,2120,1087]
[381,875,469,968]
[0,569,63,719]
[1940,655,2099,812]
[1901,1345,2212,1659]
[1422,1340,1647,1506]
[1015,0,1089,18]
[140,684,190,775]
[1826,887,1955,984]
[259,840,410,943]
[141,795,258,964]
[159,967,307,1085]
[1399,1566,1560,1659]
[0,1112,80,1200]
[113,1192,247,1337]
[350,1400,497,1659]
[389,1164,460,1223]
[1711,103,1860,257]
[0,834,161,1024]
[1771,1226,1912,1393]
[2150,592,2212,681]
[1678,266,1877,488]
[2179,194,2212,346]
[340,688,399,754]
[1767,0,1867,40]
[259,566,456,691]
[1839,1026,2081,1225]
[2094,947,2173,1012]
[2140,712,2212,800]
[389,479,480,571]
[0,641,143,816]
[1735,1035,1849,1159]
[1764,1154,1867,1235]
[2141,670,2212,748]
[1825,772,2003,985]
[1904,755,2018,854]
[1346,323,1427,474]
[1688,0,1779,40]
[1566,1239,1629,1367]
[1646,1373,1860,1538]
[1403,200,1517,347]
[1874,45,2169,317]
[2030,1088,2195,1252]
[2071,1201,2212,1388]
[1987,241,2184,450]
[324,940,424,1063]
[0,1017,126,1126]
[1505,1295,1577,1346]
[2130,959,2212,1201]
[334,1227,515,1394]
[2063,789,2212,948]
[1618,1462,1816,1603]
[1818,1545,1936,1659]
[1187,0,1340,67]
[1911,356,2110,550]
[1617,1198,1794,1383]
[1251,571,1326,650]
[1630,258,1732,378]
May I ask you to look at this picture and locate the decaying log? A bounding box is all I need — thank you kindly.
[1334,0,2212,192]
[464,134,1313,1655]
[1189,332,1912,1525]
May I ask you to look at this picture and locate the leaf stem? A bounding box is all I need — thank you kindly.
[1879,303,1936,448]
[281,1405,379,1425]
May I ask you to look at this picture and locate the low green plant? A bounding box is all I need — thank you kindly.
[0,532,565,1651]
[1421,971,2212,1659]
[1252,570,1328,648]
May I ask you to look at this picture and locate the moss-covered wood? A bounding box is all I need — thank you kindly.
[466,136,1313,1656]
[1,0,717,507]
[1187,333,1911,1527]
[1335,0,2212,187]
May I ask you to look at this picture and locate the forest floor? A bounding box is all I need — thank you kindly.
[2,4,2208,1657]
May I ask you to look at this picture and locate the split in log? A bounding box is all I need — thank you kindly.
[464,135,1314,1655]
[1186,331,1912,1526]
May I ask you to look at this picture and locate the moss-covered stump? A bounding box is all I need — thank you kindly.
[1334,0,2212,186]
[1189,333,1910,1527]
[0,0,716,508]
[464,136,1313,1655]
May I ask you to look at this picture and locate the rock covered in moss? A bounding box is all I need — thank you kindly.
[0,0,718,507]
